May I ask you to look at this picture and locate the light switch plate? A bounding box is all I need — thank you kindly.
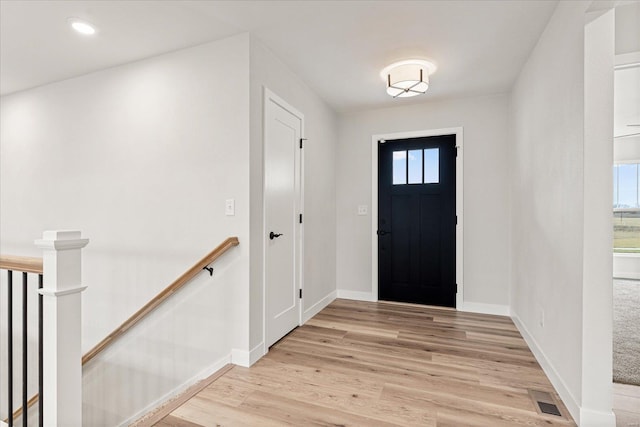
[225,199,235,216]
[357,205,368,215]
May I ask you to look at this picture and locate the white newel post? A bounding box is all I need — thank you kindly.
[35,230,89,427]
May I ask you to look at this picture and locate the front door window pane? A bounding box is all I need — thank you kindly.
[408,150,422,184]
[424,148,439,184]
[393,151,407,185]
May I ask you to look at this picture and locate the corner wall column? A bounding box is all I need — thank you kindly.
[581,7,615,427]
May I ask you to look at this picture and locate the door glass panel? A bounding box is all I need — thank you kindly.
[408,150,422,184]
[393,151,407,185]
[424,148,439,184]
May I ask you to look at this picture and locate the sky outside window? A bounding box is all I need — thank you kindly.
[615,164,639,208]
[393,151,407,185]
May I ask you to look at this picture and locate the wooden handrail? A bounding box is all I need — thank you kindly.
[83,236,239,364]
[4,237,239,422]
[0,255,43,274]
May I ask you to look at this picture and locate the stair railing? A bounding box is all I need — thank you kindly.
[0,256,43,427]
[1,230,89,427]
[2,235,238,426]
[83,236,239,364]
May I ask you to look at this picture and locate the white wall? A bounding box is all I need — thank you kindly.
[614,65,640,138]
[1,30,338,422]
[0,33,251,425]
[510,1,587,414]
[509,1,615,424]
[582,7,614,425]
[336,94,510,310]
[614,135,640,162]
[249,37,338,354]
[615,2,640,55]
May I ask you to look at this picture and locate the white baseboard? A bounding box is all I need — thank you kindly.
[511,314,581,424]
[303,290,337,323]
[1,420,8,427]
[459,301,510,316]
[249,342,265,366]
[579,407,616,427]
[336,290,376,302]
[231,342,265,367]
[511,315,616,426]
[119,353,232,427]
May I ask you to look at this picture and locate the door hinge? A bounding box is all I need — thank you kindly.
[299,289,303,299]
[300,138,307,149]
[299,213,303,224]
[455,146,458,157]
[456,215,458,225]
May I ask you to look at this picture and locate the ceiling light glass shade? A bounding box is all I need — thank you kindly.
[68,18,96,35]
[381,60,437,98]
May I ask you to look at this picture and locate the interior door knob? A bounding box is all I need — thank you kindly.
[377,230,391,236]
[269,231,283,240]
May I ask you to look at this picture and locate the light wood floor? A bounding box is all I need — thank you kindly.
[614,382,640,427]
[149,299,578,426]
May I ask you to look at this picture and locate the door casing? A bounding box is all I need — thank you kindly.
[371,127,463,307]
[262,88,304,351]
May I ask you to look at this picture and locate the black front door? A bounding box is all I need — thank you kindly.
[378,135,456,307]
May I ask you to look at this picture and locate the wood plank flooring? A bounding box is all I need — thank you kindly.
[150,299,577,426]
[614,382,640,427]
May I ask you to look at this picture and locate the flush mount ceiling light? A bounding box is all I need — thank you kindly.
[68,18,97,35]
[380,59,437,98]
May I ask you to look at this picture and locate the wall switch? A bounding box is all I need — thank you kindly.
[225,199,235,216]
[357,205,368,215]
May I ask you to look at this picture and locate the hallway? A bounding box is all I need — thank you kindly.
[139,299,575,426]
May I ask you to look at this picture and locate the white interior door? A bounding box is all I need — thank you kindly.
[264,90,302,349]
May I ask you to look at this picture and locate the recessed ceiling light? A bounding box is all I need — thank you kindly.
[68,18,96,35]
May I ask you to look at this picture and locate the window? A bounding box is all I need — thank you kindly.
[613,163,640,253]
[424,148,439,184]
[393,149,440,185]
[408,150,422,184]
[393,151,407,185]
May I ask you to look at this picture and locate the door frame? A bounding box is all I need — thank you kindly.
[371,127,463,307]
[262,87,304,350]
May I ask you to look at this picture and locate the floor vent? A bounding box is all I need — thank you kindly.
[528,389,563,418]
[538,401,562,416]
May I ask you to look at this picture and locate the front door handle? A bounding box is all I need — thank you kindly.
[269,231,283,240]
[377,230,391,236]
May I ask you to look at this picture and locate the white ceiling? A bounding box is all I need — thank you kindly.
[0,0,559,112]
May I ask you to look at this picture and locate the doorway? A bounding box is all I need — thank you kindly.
[371,127,463,308]
[378,135,456,307]
[611,31,640,422]
[263,89,303,349]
